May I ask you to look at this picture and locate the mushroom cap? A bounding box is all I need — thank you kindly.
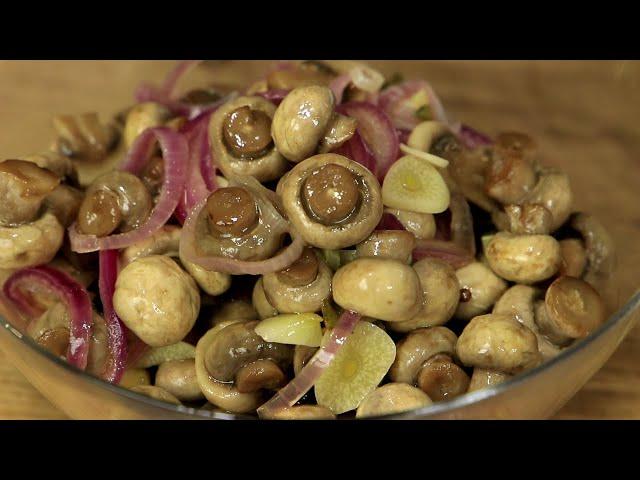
[0,212,64,269]
[130,385,181,405]
[521,169,572,232]
[456,313,540,373]
[209,299,258,327]
[155,358,204,402]
[113,255,200,347]
[558,238,587,278]
[454,262,508,321]
[467,368,512,393]
[209,96,288,182]
[485,232,561,284]
[121,224,181,265]
[124,102,171,148]
[278,153,383,250]
[271,85,335,162]
[570,212,616,289]
[355,383,432,418]
[389,326,458,384]
[355,230,416,263]
[384,208,436,240]
[262,254,332,314]
[252,278,279,320]
[389,258,460,332]
[333,258,423,322]
[416,354,470,401]
[44,184,84,228]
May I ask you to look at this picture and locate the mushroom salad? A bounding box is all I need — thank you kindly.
[0,60,616,419]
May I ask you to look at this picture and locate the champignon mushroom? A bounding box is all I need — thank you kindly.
[278,153,383,250]
[209,95,288,182]
[318,114,358,153]
[261,248,332,313]
[0,212,64,269]
[235,359,287,393]
[384,208,436,240]
[261,405,336,420]
[76,171,152,237]
[416,353,470,401]
[484,148,537,205]
[493,284,562,361]
[267,62,335,90]
[195,320,292,413]
[271,85,336,163]
[456,313,541,373]
[130,385,181,405]
[123,102,171,148]
[389,258,460,332]
[535,276,606,344]
[484,232,561,284]
[252,278,279,319]
[19,151,77,181]
[155,359,204,402]
[570,213,616,289]
[454,262,507,321]
[189,179,286,263]
[113,255,200,347]
[503,203,553,235]
[52,112,120,162]
[356,383,432,418]
[44,184,84,228]
[356,230,416,263]
[389,326,458,385]
[467,368,513,393]
[333,258,423,322]
[210,300,258,327]
[520,168,573,232]
[558,238,588,278]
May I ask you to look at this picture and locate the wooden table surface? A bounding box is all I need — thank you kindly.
[0,60,639,419]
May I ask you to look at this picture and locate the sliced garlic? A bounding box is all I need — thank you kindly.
[382,155,450,214]
[254,313,323,347]
[399,144,449,168]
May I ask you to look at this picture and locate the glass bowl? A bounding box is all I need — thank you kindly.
[0,60,639,419]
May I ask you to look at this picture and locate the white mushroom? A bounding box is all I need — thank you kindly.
[356,383,432,418]
[454,262,508,320]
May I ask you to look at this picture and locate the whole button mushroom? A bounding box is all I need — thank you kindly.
[520,168,573,232]
[113,255,200,347]
[389,258,461,333]
[44,184,84,228]
[493,284,562,361]
[271,85,335,162]
[384,208,436,240]
[356,383,432,418]
[52,112,121,163]
[467,368,513,393]
[209,96,288,182]
[355,230,416,263]
[19,151,77,181]
[0,160,64,269]
[504,203,553,235]
[456,314,541,374]
[484,141,537,205]
[123,102,171,148]
[558,238,588,278]
[278,153,383,250]
[155,359,204,402]
[484,232,561,284]
[333,258,423,322]
[454,262,508,321]
[262,248,332,314]
[535,276,606,344]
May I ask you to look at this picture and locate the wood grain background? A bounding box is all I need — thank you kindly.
[0,60,638,419]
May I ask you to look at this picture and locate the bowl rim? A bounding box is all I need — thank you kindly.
[2,290,639,420]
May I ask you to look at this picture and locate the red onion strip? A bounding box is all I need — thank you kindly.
[412,239,474,269]
[257,310,361,417]
[255,89,289,106]
[329,73,351,104]
[332,130,377,176]
[453,122,493,149]
[378,80,449,131]
[3,266,93,370]
[68,127,188,253]
[98,250,128,384]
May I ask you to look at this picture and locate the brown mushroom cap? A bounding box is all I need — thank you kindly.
[416,353,470,401]
[558,238,588,278]
[355,383,432,418]
[278,153,383,250]
[209,96,288,182]
[485,151,537,205]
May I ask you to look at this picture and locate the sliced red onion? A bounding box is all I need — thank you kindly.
[332,130,377,176]
[329,74,351,104]
[68,127,188,253]
[255,89,290,106]
[454,123,493,149]
[396,128,411,146]
[257,310,361,417]
[98,250,128,384]
[376,211,407,231]
[3,266,93,370]
[412,239,474,269]
[337,102,399,180]
[378,80,449,131]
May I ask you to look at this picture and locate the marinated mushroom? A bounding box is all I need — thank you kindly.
[271,85,337,162]
[209,96,288,182]
[456,313,541,373]
[333,258,423,322]
[19,151,77,181]
[454,262,507,320]
[467,368,513,393]
[384,208,436,240]
[535,276,606,343]
[130,385,181,405]
[389,326,458,385]
[356,230,416,263]
[261,405,336,420]
[155,359,204,402]
[262,248,332,313]
[520,168,573,232]
[416,353,470,401]
[356,383,432,418]
[484,232,561,284]
[389,258,460,332]
[504,203,553,235]
[52,112,120,162]
[293,344,317,376]
[278,153,383,250]
[113,255,200,347]
[119,368,152,389]
[266,62,335,90]
[210,300,258,327]
[44,184,84,228]
[484,147,537,205]
[123,102,171,148]
[76,171,152,237]
[558,238,588,278]
[0,212,64,269]
[252,278,279,319]
[570,213,616,289]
